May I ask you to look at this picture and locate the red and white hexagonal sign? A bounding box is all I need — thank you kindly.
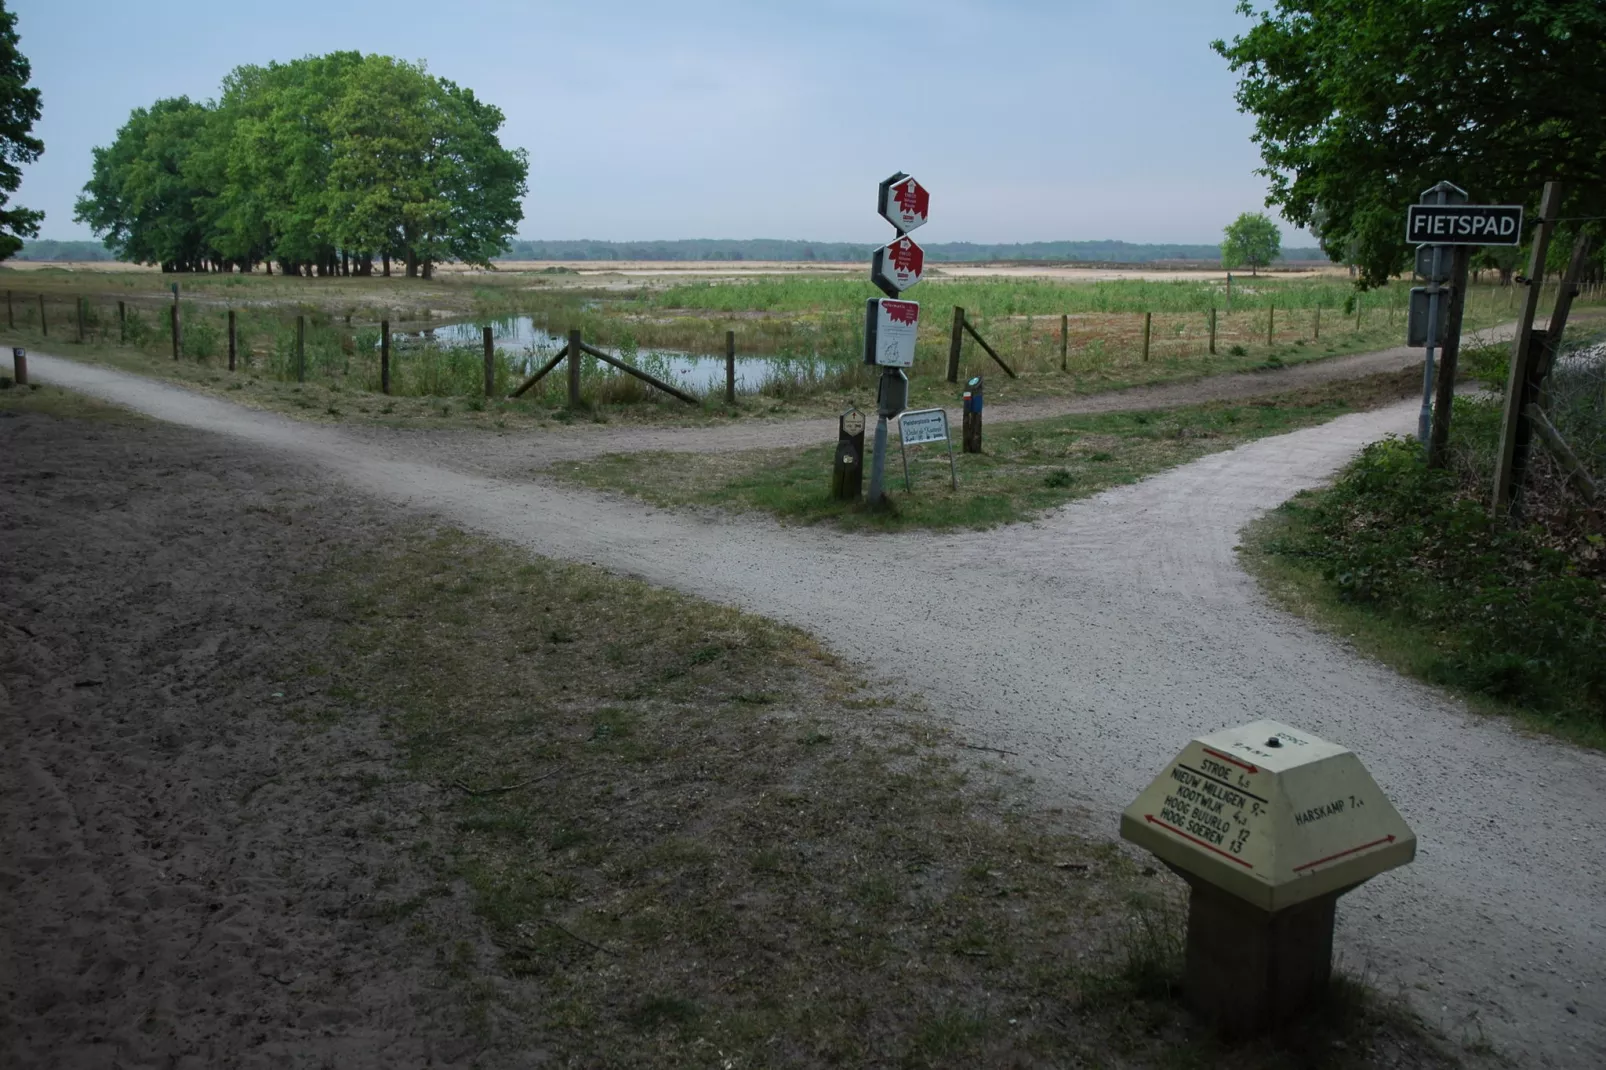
[878,172,929,233]
[871,235,924,297]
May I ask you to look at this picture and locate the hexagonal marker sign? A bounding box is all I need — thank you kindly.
[1120,719,1415,912]
[871,236,924,297]
[878,172,929,233]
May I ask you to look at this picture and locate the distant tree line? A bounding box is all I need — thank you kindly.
[14,239,114,261]
[73,52,529,277]
[499,238,1325,264]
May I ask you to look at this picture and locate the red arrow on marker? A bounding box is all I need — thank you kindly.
[1145,815,1254,869]
[1202,747,1259,774]
[1292,835,1396,873]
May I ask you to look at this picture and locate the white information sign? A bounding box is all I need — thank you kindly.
[864,298,919,367]
[878,172,929,233]
[898,408,948,446]
[1120,719,1415,911]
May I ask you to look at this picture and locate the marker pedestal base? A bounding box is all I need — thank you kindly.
[1176,870,1343,1037]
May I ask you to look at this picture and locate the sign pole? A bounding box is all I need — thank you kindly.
[864,173,929,507]
[1426,245,1472,468]
[1414,181,1466,444]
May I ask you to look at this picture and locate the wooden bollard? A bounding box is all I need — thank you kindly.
[296,315,306,381]
[1060,313,1068,371]
[961,375,983,454]
[10,345,25,384]
[170,304,180,359]
[567,328,582,408]
[725,329,736,405]
[227,310,236,371]
[38,293,45,336]
[1208,307,1217,355]
[1142,312,1152,362]
[483,325,495,397]
[380,320,391,395]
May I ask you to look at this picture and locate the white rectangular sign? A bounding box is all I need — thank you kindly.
[898,408,949,446]
[864,298,919,367]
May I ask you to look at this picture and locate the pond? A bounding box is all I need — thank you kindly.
[401,316,836,395]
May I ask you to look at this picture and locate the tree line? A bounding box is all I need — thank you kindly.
[74,52,529,278]
[498,238,1325,264]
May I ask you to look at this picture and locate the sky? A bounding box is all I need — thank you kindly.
[12,0,1308,247]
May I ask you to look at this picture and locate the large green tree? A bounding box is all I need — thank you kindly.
[75,52,528,276]
[1221,211,1281,275]
[1213,1,1606,287]
[0,0,43,261]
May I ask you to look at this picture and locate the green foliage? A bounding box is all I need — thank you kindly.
[1214,1,1606,288]
[1267,417,1605,726]
[74,52,528,276]
[0,1,43,260]
[1220,212,1281,276]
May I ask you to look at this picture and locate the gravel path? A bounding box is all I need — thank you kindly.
[27,349,1606,1068]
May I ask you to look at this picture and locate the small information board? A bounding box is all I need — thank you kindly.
[896,407,957,491]
[1120,719,1415,912]
[863,298,919,367]
[1405,203,1522,245]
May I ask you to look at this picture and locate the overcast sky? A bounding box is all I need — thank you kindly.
[14,0,1306,247]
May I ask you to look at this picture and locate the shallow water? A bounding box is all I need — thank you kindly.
[403,317,833,394]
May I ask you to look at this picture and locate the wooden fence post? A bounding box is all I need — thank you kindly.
[1059,313,1068,372]
[77,297,85,343]
[1225,272,1232,312]
[118,300,125,344]
[1314,306,1320,340]
[946,305,964,383]
[483,325,495,397]
[170,304,179,359]
[1208,307,1217,355]
[1142,312,1152,362]
[725,329,736,404]
[381,319,391,395]
[296,314,306,381]
[1355,298,1363,330]
[38,293,45,336]
[227,309,237,371]
[172,293,182,358]
[1266,303,1275,346]
[568,328,582,408]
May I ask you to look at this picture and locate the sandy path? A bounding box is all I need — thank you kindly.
[27,351,1606,1068]
[367,326,1513,479]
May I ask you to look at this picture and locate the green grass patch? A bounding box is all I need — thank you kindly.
[560,368,1426,532]
[0,378,143,422]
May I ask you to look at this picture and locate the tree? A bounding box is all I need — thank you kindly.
[0,0,43,261]
[1214,1,1606,288]
[1221,211,1281,275]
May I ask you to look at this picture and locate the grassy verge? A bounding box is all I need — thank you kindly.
[559,369,1426,532]
[305,524,1474,1067]
[0,376,144,422]
[1239,377,1606,748]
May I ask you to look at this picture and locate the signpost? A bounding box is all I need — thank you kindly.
[864,172,929,506]
[896,408,957,491]
[1122,720,1416,1037]
[832,407,866,501]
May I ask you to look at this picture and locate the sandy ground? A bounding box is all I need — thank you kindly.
[22,349,1606,1069]
[0,411,491,1068]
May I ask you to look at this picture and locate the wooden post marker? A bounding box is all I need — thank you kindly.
[227,310,237,371]
[296,314,306,381]
[1122,720,1415,1038]
[946,305,964,383]
[38,293,45,336]
[831,407,865,500]
[1266,303,1274,346]
[10,346,25,385]
[170,304,180,359]
[118,300,125,344]
[381,320,391,395]
[725,329,736,404]
[1142,312,1152,362]
[76,297,85,343]
[483,325,496,397]
[1208,307,1217,355]
[1059,313,1068,371]
[1313,306,1320,341]
[961,375,983,454]
[567,328,582,408]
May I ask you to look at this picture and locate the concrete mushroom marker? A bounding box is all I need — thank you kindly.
[1120,719,1416,1036]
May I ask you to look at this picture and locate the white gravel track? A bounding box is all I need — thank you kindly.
[28,352,1606,1068]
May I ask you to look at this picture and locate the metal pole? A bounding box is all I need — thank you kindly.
[868,407,891,503]
[1418,244,1444,444]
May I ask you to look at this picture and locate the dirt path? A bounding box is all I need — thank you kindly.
[26,350,1606,1068]
[351,327,1515,479]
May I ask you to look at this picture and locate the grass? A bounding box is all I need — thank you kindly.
[0,376,143,422]
[6,264,1592,424]
[297,522,1477,1067]
[559,368,1429,532]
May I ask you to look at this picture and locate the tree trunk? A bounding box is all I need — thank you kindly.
[1498,265,1513,286]
[405,249,418,278]
[422,257,433,280]
[382,252,391,277]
